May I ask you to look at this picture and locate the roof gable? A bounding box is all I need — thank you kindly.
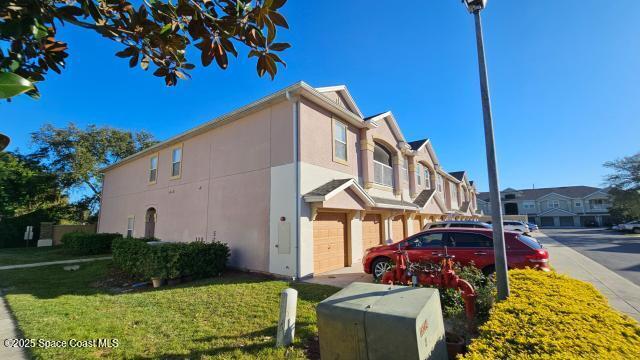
[315,85,364,118]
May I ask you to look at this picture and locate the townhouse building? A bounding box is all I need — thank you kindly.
[477,186,612,227]
[98,82,480,278]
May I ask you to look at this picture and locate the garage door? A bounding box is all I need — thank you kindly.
[540,217,554,227]
[391,215,406,242]
[313,212,347,274]
[559,216,574,227]
[362,214,382,251]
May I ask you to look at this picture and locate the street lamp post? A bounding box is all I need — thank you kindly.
[462,0,510,300]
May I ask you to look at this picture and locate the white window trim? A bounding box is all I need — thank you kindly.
[126,215,135,238]
[402,158,409,183]
[170,144,183,179]
[373,160,394,187]
[332,118,348,165]
[425,169,431,190]
[148,153,159,184]
[436,174,443,192]
[416,164,422,186]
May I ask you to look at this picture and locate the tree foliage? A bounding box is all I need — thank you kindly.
[31,123,158,211]
[0,0,290,99]
[604,152,640,221]
[0,151,66,219]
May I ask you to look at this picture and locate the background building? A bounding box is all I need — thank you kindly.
[477,186,612,227]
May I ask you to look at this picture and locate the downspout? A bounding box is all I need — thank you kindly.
[286,90,301,280]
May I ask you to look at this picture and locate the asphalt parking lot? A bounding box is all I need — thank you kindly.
[541,228,640,286]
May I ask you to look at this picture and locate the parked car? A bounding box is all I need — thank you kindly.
[423,220,492,230]
[363,228,550,279]
[618,220,640,234]
[527,222,539,231]
[486,220,530,233]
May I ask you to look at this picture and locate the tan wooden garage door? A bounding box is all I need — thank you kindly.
[362,214,383,251]
[313,212,347,274]
[391,215,406,242]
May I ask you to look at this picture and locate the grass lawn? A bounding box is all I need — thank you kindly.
[0,246,107,266]
[0,261,339,359]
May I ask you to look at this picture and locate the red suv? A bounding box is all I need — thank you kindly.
[363,228,549,279]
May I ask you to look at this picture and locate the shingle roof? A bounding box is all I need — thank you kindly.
[413,189,436,208]
[478,186,606,202]
[407,139,429,151]
[304,179,351,197]
[364,112,387,121]
[449,171,466,181]
[371,196,419,209]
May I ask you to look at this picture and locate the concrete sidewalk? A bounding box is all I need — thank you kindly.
[0,294,27,360]
[537,232,640,322]
[0,256,111,271]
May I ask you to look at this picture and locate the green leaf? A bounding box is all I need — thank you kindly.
[160,23,172,35]
[0,72,35,99]
[32,20,49,40]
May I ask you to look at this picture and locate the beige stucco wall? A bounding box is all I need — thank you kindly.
[99,100,294,274]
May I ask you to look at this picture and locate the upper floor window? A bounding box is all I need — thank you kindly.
[590,199,606,209]
[171,146,182,178]
[550,200,560,208]
[416,163,422,185]
[373,143,393,187]
[450,184,458,204]
[402,158,409,183]
[436,174,443,192]
[505,194,516,200]
[575,201,582,207]
[333,120,348,163]
[149,155,158,183]
[424,168,431,189]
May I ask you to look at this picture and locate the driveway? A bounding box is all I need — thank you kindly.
[541,228,640,286]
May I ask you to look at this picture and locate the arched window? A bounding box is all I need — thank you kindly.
[424,167,431,190]
[373,143,393,187]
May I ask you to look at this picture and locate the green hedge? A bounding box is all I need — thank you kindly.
[462,269,640,359]
[112,238,230,280]
[61,232,122,255]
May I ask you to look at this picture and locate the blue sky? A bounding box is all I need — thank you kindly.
[3,0,640,192]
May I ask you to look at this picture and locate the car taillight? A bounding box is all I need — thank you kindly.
[526,249,549,263]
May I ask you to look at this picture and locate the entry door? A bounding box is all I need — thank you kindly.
[313,212,347,274]
[144,208,156,238]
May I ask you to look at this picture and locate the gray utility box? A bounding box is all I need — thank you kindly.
[317,282,447,360]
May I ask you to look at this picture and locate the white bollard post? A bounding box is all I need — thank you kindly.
[276,288,298,347]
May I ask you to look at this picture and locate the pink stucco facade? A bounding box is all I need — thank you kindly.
[99,82,480,278]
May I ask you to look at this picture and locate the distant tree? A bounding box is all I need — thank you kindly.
[0,151,66,219]
[0,0,290,99]
[604,152,640,222]
[31,123,158,212]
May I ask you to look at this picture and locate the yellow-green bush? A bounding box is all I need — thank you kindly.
[462,269,640,359]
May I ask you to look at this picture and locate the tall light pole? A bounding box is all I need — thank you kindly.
[462,0,510,300]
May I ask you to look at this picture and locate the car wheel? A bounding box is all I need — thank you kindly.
[633,227,640,234]
[372,258,392,279]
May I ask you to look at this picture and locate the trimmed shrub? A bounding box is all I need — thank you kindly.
[112,238,230,280]
[462,269,640,359]
[61,232,122,255]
